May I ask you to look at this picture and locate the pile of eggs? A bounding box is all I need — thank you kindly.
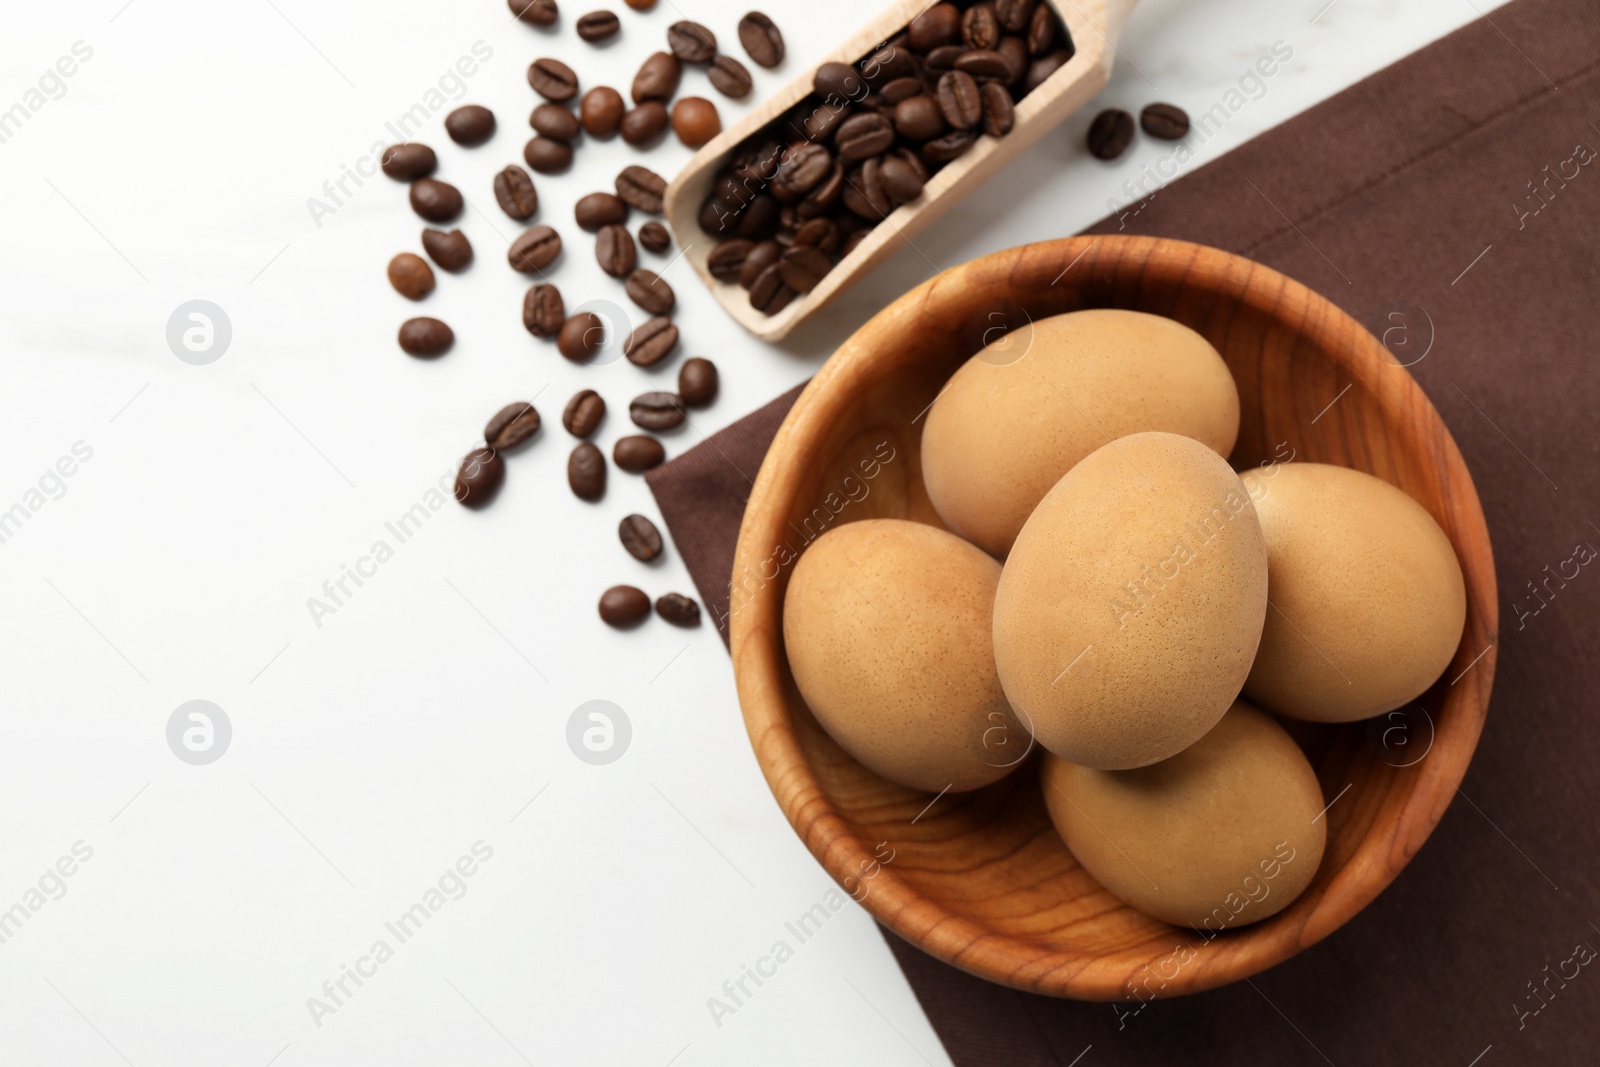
[782,309,1467,929]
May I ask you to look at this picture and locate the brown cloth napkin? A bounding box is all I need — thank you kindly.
[649,0,1600,1062]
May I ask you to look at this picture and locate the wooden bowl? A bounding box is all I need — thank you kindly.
[728,236,1497,999]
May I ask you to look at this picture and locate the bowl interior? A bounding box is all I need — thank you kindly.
[729,236,1497,1000]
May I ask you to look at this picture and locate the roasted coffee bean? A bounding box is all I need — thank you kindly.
[894,95,946,141]
[981,82,1015,136]
[1087,108,1134,159]
[563,389,606,436]
[410,178,462,222]
[528,57,579,101]
[576,9,620,42]
[708,54,753,99]
[841,160,891,219]
[909,2,961,50]
[615,164,668,213]
[738,240,781,288]
[995,0,1033,33]
[445,104,496,146]
[1027,2,1056,56]
[632,51,682,102]
[619,514,663,561]
[738,191,778,233]
[580,86,625,137]
[620,101,669,145]
[793,217,839,252]
[388,253,435,300]
[558,312,605,360]
[530,102,581,141]
[925,44,963,75]
[523,136,573,174]
[778,246,831,293]
[813,61,863,101]
[613,435,666,472]
[877,154,924,204]
[568,442,607,500]
[700,195,731,233]
[923,128,977,162]
[880,77,922,106]
[795,164,843,219]
[656,592,700,626]
[835,112,895,160]
[508,225,562,272]
[398,317,453,357]
[860,45,914,86]
[890,146,930,181]
[485,402,541,450]
[708,238,754,281]
[962,4,1001,49]
[624,316,677,366]
[738,12,785,68]
[1026,48,1072,92]
[381,143,437,181]
[493,165,539,220]
[672,97,722,148]
[954,48,1012,79]
[639,220,671,253]
[624,269,675,313]
[455,448,505,509]
[936,70,982,130]
[522,284,565,336]
[997,37,1028,87]
[595,223,637,277]
[599,585,651,626]
[625,0,654,9]
[629,391,685,430]
[748,263,795,312]
[575,191,628,230]
[421,228,473,271]
[508,0,558,26]
[678,357,718,406]
[667,20,717,63]
[772,141,833,198]
[842,229,869,256]
[1141,102,1189,140]
[800,102,852,141]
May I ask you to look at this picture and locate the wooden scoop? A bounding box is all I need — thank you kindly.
[663,0,1143,342]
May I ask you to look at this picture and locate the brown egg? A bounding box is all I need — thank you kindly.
[1042,700,1326,929]
[1241,463,1466,722]
[993,432,1267,769]
[921,309,1239,558]
[782,519,1030,792]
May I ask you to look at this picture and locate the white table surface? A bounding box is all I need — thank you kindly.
[0,1,1505,1063]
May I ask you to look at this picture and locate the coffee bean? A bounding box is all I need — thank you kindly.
[508,226,562,272]
[1141,102,1189,140]
[624,316,677,366]
[861,44,914,86]
[777,246,831,293]
[1087,108,1134,159]
[410,178,462,222]
[613,435,666,472]
[599,585,651,626]
[748,264,795,313]
[813,61,863,101]
[668,20,716,63]
[629,391,685,430]
[997,38,1028,87]
[923,128,976,163]
[522,283,565,336]
[737,12,784,68]
[524,136,573,174]
[639,220,671,253]
[508,0,558,26]
[793,217,839,251]
[624,269,675,313]
[981,82,1015,136]
[528,58,579,101]
[893,95,946,141]
[381,143,436,181]
[1026,2,1056,55]
[708,54,753,99]
[656,592,700,626]
[995,0,1033,33]
[835,112,895,160]
[558,312,605,360]
[962,5,1001,49]
[530,102,581,141]
[672,97,721,148]
[925,44,965,73]
[421,228,473,271]
[398,317,453,357]
[596,224,637,277]
[455,447,505,509]
[485,402,541,450]
[445,104,496,146]
[909,3,960,50]
[569,442,607,500]
[616,165,668,213]
[954,48,1011,79]
[678,357,718,406]
[625,0,654,8]
[738,240,781,288]
[936,70,982,130]
[388,253,435,300]
[619,514,663,561]
[620,101,669,146]
[575,191,628,231]
[878,155,924,204]
[708,239,753,281]
[1026,48,1071,92]
[563,389,606,437]
[580,86,625,137]
[493,166,539,221]
[841,159,891,219]
[576,9,620,42]
[632,51,682,103]
[772,141,832,198]
[800,103,852,142]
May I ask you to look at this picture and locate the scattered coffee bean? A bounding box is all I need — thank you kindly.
[613,434,665,472]
[596,224,637,277]
[1087,108,1134,159]
[623,316,678,366]
[398,317,453,357]
[493,165,539,220]
[381,143,437,180]
[672,96,721,148]
[1141,102,1189,140]
[678,357,718,406]
[575,191,629,231]
[454,447,505,509]
[558,312,605,360]
[616,165,668,213]
[738,240,781,288]
[530,102,581,141]
[485,402,541,450]
[655,593,700,626]
[630,391,685,430]
[523,283,565,336]
[576,9,620,42]
[388,253,435,300]
[625,0,654,9]
[1026,48,1072,92]
[632,52,682,103]
[778,246,831,293]
[409,178,463,222]
[445,104,496,146]
[961,5,1000,50]
[508,226,562,273]
[620,101,669,146]
[1027,2,1056,55]
[562,389,606,437]
[708,54,753,99]
[599,585,651,626]
[624,269,675,313]
[524,135,574,174]
[937,70,982,130]
[508,0,558,26]
[981,82,1015,137]
[568,442,607,500]
[528,57,579,101]
[639,220,671,253]
[421,228,473,271]
[618,514,663,561]
[708,238,753,281]
[580,86,625,137]
[738,12,785,68]
[668,20,717,63]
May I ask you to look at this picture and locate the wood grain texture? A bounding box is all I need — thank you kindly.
[727,236,1498,1000]
[662,0,1140,342]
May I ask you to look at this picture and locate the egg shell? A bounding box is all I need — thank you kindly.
[782,518,1030,793]
[1042,700,1326,929]
[993,431,1268,769]
[1241,462,1467,722]
[920,309,1239,558]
